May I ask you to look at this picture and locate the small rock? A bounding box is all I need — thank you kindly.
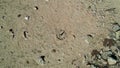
[56,29,66,40]
[85,34,94,44]
[24,16,30,20]
[35,56,46,65]
[39,56,46,65]
[115,31,120,40]
[9,29,15,38]
[108,57,117,65]
[34,6,38,10]
[23,31,28,38]
[100,59,107,65]
[112,23,120,32]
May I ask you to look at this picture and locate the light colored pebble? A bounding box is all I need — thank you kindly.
[84,34,94,44]
[33,56,45,65]
[24,16,30,20]
[101,59,107,65]
[108,57,117,65]
[115,31,120,40]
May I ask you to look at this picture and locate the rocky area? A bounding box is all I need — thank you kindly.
[85,23,120,68]
[0,0,120,68]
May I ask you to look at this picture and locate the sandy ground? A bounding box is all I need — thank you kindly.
[0,0,120,68]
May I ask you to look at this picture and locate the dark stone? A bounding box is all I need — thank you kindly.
[105,8,116,11]
[9,29,14,33]
[17,14,21,17]
[40,56,45,62]
[58,59,61,61]
[1,26,3,29]
[23,31,28,38]
[26,60,29,64]
[9,29,15,38]
[52,49,56,53]
[87,34,93,38]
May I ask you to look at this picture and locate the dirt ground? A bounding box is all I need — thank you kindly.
[0,0,120,68]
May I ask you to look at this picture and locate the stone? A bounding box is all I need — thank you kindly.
[115,31,120,40]
[112,23,120,32]
[24,16,30,20]
[108,57,117,65]
[85,34,94,44]
[34,56,46,65]
[56,29,67,40]
[34,6,38,10]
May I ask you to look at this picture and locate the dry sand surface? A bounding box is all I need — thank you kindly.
[0,0,120,68]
